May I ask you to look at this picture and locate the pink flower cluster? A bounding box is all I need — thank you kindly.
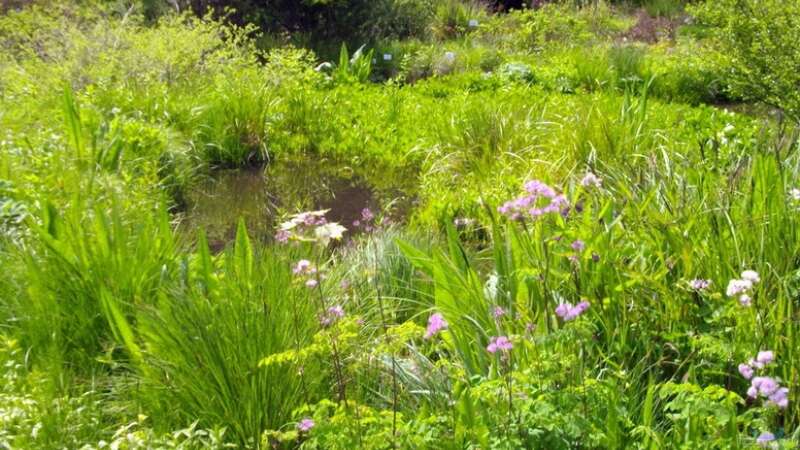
[487,336,513,353]
[424,312,448,339]
[739,350,789,409]
[689,278,711,291]
[555,301,590,321]
[498,180,569,221]
[275,210,347,246]
[320,305,345,326]
[756,432,775,447]
[297,418,315,432]
[292,259,320,288]
[492,306,507,319]
[352,208,376,232]
[580,172,602,188]
[276,211,329,243]
[726,270,759,306]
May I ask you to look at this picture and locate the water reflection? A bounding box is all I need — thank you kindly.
[181,159,413,250]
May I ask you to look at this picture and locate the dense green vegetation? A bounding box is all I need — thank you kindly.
[1,0,799,448]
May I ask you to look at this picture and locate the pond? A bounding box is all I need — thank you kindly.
[179,159,415,251]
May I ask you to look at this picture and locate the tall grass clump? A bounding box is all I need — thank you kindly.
[17,199,179,373]
[137,223,323,445]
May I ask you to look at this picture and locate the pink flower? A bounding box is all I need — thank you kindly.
[571,240,585,252]
[756,432,775,446]
[297,418,315,432]
[752,376,779,396]
[739,294,752,307]
[499,180,569,221]
[305,279,318,288]
[726,279,752,297]
[361,208,375,221]
[738,363,754,380]
[275,229,291,243]
[768,387,789,408]
[741,270,760,283]
[319,305,345,326]
[747,386,758,398]
[492,306,506,319]
[580,172,602,188]
[756,350,774,366]
[524,180,556,197]
[555,303,570,319]
[327,305,345,318]
[424,313,448,339]
[555,301,590,321]
[487,336,513,353]
[689,279,711,291]
[293,259,314,275]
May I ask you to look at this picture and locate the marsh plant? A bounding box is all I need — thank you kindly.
[2,0,800,449]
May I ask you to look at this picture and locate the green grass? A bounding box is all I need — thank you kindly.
[0,1,798,449]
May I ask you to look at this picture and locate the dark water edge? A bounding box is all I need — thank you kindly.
[177,159,416,251]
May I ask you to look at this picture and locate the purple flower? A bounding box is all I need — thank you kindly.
[738,363,754,380]
[726,279,752,297]
[689,279,711,291]
[327,305,345,318]
[524,180,556,197]
[756,350,774,366]
[293,259,313,275]
[424,313,448,339]
[297,418,315,432]
[352,219,361,227]
[275,229,291,243]
[571,240,585,252]
[319,305,345,326]
[741,270,760,283]
[492,306,506,319]
[361,208,375,221]
[580,172,602,188]
[747,386,758,398]
[303,214,318,226]
[752,376,779,396]
[499,180,569,221]
[756,431,775,446]
[555,303,570,319]
[739,294,752,307]
[555,301,590,321]
[305,279,318,288]
[749,357,764,370]
[487,336,513,353]
[768,387,789,408]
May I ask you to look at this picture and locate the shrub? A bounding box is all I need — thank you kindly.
[690,0,800,122]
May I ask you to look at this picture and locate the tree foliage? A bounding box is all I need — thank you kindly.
[691,0,800,122]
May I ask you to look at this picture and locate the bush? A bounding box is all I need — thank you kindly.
[690,0,800,121]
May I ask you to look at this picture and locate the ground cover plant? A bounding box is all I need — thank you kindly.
[1,0,800,448]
